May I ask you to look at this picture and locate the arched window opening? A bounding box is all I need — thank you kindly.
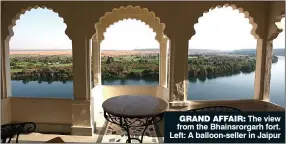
[270,17,285,106]
[100,19,160,86]
[188,6,258,100]
[9,8,73,99]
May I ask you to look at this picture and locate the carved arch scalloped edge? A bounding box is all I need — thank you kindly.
[6,5,70,41]
[105,18,155,33]
[268,11,285,41]
[95,5,166,42]
[191,3,260,40]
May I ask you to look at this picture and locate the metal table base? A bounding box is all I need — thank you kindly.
[104,111,163,143]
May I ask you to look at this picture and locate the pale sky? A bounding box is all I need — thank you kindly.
[9,7,285,51]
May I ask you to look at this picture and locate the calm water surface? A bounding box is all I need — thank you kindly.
[11,57,285,106]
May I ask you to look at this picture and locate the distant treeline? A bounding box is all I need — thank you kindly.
[13,77,71,84]
[11,67,73,80]
[230,49,285,56]
[10,54,279,81]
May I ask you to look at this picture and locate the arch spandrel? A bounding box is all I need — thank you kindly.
[264,1,285,41]
[95,5,165,43]
[268,12,285,41]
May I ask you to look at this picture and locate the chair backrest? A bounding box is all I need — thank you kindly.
[188,106,242,112]
[1,122,36,143]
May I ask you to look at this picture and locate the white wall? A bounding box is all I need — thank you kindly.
[10,97,72,124]
[102,85,158,99]
[1,98,11,124]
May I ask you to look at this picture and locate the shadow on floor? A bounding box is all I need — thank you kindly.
[96,120,164,143]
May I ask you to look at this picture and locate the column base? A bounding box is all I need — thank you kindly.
[71,126,92,136]
[71,100,92,136]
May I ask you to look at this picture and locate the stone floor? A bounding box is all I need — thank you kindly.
[97,121,163,143]
[11,132,97,143]
[14,121,163,143]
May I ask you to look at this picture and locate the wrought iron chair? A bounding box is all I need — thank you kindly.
[188,106,242,112]
[1,122,36,143]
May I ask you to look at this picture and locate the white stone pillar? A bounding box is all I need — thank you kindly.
[72,37,90,100]
[1,38,12,124]
[71,36,92,136]
[168,36,189,102]
[0,39,3,99]
[159,37,168,88]
[254,39,273,101]
[92,36,101,85]
[1,38,11,99]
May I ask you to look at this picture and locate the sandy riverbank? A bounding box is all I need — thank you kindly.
[10,50,159,56]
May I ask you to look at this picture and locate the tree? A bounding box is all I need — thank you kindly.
[106,56,114,64]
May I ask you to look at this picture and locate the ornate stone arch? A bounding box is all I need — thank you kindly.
[2,5,70,98]
[92,6,168,88]
[192,3,260,40]
[185,3,260,101]
[6,5,70,41]
[95,5,166,43]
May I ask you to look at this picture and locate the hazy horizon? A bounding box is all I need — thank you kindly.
[9,7,285,51]
[9,48,286,52]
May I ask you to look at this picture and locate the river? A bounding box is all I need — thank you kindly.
[11,57,285,106]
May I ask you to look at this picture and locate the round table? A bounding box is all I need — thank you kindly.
[102,95,168,143]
